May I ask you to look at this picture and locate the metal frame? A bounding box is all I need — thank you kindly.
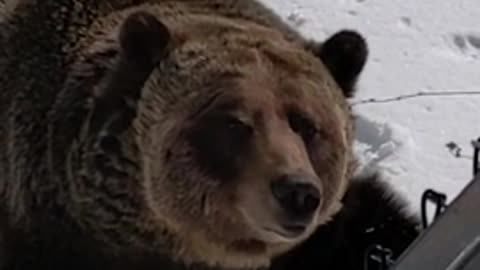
[390,174,480,270]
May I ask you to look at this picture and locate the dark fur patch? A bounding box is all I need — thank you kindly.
[0,217,183,270]
[186,102,253,181]
[119,11,171,63]
[271,173,420,270]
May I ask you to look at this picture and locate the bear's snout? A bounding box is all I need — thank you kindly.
[269,174,321,237]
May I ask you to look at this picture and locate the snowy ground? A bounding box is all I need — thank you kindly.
[262,0,480,212]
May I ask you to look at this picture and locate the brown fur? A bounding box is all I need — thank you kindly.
[0,1,366,269]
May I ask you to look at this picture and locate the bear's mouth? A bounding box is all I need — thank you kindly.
[262,224,306,240]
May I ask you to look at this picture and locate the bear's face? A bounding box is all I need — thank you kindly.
[81,11,366,269]
[136,19,357,269]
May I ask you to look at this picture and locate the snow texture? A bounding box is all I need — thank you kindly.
[261,0,480,212]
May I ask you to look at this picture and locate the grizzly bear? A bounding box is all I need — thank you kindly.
[0,1,419,270]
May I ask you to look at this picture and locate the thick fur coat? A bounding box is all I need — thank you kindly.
[0,1,419,269]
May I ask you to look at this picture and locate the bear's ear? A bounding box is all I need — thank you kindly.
[310,30,368,98]
[119,11,171,65]
[88,11,171,136]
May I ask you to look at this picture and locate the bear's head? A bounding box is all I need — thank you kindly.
[72,9,368,269]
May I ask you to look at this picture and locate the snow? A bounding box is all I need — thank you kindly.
[261,0,480,212]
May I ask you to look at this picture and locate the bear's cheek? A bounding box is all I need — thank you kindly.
[184,112,254,182]
[306,129,350,221]
[147,161,250,242]
[145,131,254,242]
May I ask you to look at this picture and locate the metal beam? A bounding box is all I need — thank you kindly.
[391,174,480,270]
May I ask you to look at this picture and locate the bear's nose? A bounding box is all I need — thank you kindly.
[270,174,321,224]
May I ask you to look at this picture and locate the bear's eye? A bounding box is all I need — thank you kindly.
[187,113,253,181]
[288,112,318,143]
[224,115,253,139]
